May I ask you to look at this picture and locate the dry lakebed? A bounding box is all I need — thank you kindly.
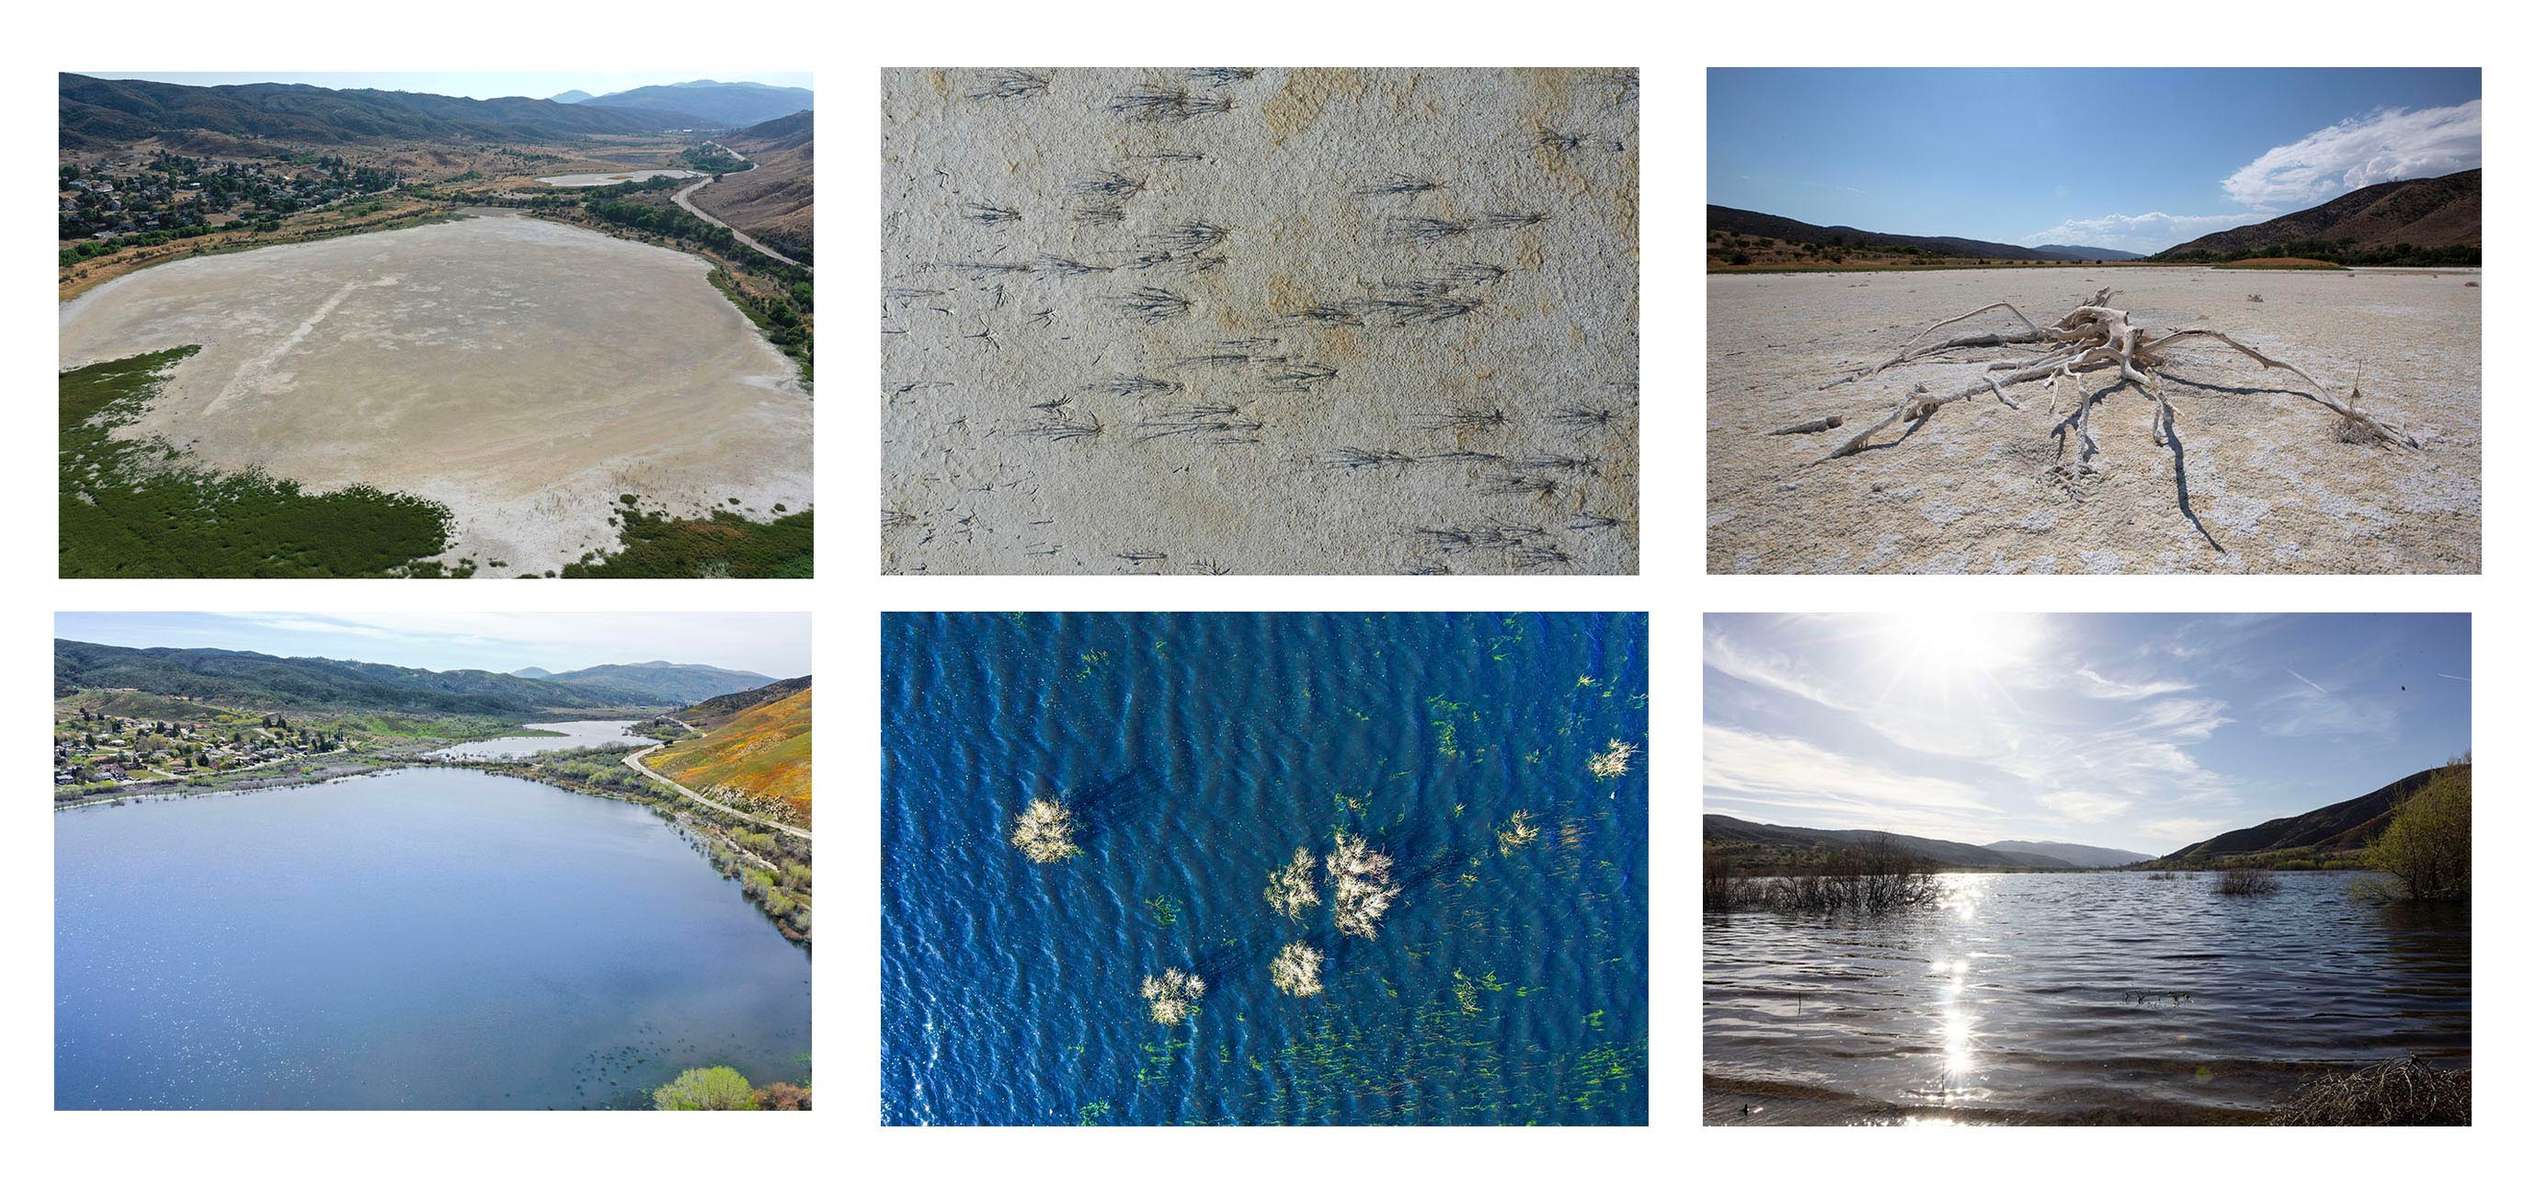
[59,208,812,574]
[1708,266,2480,574]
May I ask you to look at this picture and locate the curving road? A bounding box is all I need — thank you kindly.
[626,740,812,841]
[673,143,807,270]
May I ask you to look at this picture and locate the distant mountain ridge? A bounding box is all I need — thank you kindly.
[1710,205,2105,262]
[508,661,776,705]
[1985,839,2152,868]
[55,639,655,715]
[2031,244,2145,261]
[1704,813,2076,869]
[2147,764,2462,866]
[2155,169,2480,262]
[676,675,810,730]
[60,73,710,150]
[581,80,812,128]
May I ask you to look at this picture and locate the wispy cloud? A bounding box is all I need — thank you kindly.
[1703,724,1998,838]
[2221,100,2481,210]
[2286,668,2329,695]
[2072,666,2196,701]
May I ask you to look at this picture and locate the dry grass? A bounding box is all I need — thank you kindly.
[1010,796,1081,864]
[2272,1058,2470,1125]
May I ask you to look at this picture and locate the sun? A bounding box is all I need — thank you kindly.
[1872,613,2042,684]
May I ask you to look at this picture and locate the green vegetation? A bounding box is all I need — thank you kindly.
[61,348,455,577]
[2367,758,2470,901]
[560,498,811,579]
[653,1066,758,1110]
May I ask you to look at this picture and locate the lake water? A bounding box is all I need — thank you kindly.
[881,612,1650,1125]
[1704,871,2470,1124]
[535,169,702,187]
[56,768,810,1110]
[429,720,657,760]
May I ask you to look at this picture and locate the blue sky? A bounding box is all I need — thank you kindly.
[1705,613,2470,855]
[77,72,811,101]
[1710,68,2481,254]
[55,613,809,678]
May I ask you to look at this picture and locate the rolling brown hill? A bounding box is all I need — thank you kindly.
[674,674,808,730]
[651,684,811,822]
[2155,169,2479,260]
[1710,205,2098,262]
[691,111,812,263]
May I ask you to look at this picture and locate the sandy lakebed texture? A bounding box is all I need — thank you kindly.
[1708,266,2481,573]
[59,209,811,573]
[883,68,1639,575]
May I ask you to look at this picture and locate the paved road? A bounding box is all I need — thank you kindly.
[626,741,811,841]
[673,144,807,270]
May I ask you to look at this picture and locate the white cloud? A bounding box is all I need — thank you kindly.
[2142,816,2229,844]
[2221,100,2481,210]
[2072,666,2196,701]
[1704,628,1851,712]
[2038,790,2132,823]
[2026,211,2264,255]
[1703,724,1997,836]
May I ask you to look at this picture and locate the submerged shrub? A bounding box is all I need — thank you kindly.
[1269,942,1325,998]
[1141,967,1205,1024]
[2215,867,2281,896]
[1496,809,1541,855]
[1264,846,1319,919]
[2272,1057,2469,1126]
[1010,796,1081,863]
[1587,739,1639,780]
[1327,831,1401,938]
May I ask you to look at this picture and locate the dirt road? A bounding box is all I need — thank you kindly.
[674,145,806,270]
[626,741,811,841]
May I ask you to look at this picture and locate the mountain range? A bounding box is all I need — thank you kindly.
[59,73,710,150]
[1983,839,2154,869]
[1703,814,2101,869]
[1709,205,2129,262]
[675,675,810,729]
[2146,763,2464,866]
[575,80,811,128]
[54,639,663,715]
[507,662,776,705]
[2153,168,2480,261]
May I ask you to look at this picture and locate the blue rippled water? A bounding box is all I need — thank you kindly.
[56,769,811,1110]
[881,612,1649,1125]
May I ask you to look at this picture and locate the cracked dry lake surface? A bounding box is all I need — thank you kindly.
[1708,267,2480,573]
[883,68,1639,575]
[58,210,811,573]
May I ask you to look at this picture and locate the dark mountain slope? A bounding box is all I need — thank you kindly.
[1985,839,2153,868]
[2155,169,2479,262]
[2147,764,2463,866]
[54,639,652,715]
[532,662,777,705]
[1705,814,2076,869]
[1710,205,2095,262]
[60,73,709,149]
[582,80,812,128]
[675,675,810,730]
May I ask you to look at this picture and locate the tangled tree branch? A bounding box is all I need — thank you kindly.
[1799,290,2419,548]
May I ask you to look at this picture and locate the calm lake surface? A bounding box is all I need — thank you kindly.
[429,720,656,760]
[882,612,1650,1125]
[56,768,809,1110]
[1704,871,2469,1125]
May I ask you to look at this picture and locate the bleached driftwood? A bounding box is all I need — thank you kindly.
[1801,290,2418,549]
